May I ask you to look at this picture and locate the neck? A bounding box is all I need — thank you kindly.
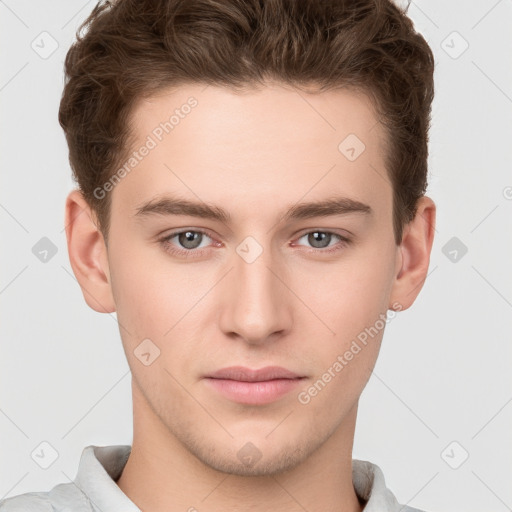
[116,382,364,512]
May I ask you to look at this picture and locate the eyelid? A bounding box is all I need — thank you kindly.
[159,227,217,240]
[290,230,351,251]
[160,228,349,244]
[293,227,351,240]
[158,228,220,257]
[159,227,351,258]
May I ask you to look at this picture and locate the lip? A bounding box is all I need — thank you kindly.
[207,365,301,381]
[204,366,306,405]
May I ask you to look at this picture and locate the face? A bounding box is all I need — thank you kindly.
[105,82,401,476]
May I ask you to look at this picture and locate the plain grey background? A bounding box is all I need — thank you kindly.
[1,1,511,510]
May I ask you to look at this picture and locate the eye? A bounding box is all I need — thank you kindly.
[158,228,351,259]
[293,230,351,253]
[159,229,215,258]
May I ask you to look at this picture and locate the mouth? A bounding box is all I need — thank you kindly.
[203,366,306,405]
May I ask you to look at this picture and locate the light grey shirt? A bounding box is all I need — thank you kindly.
[0,445,428,511]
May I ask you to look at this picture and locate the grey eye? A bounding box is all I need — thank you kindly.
[298,231,337,249]
[177,231,205,249]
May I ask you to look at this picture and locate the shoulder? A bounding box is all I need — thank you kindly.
[352,459,432,512]
[0,492,51,512]
[0,482,92,511]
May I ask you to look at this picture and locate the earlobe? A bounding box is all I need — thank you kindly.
[389,196,436,311]
[64,189,116,313]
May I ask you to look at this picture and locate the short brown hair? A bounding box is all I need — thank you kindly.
[59,0,434,245]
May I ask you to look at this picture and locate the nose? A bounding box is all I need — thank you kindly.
[218,242,293,346]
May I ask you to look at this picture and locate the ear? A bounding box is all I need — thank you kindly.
[389,195,436,311]
[64,189,116,313]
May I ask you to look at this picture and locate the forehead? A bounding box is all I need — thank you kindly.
[114,82,391,220]
[130,81,383,150]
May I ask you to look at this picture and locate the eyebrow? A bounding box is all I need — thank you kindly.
[134,194,372,223]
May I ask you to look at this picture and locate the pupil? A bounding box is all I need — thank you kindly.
[180,231,201,249]
[309,232,330,248]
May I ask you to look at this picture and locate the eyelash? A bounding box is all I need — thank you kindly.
[158,229,351,259]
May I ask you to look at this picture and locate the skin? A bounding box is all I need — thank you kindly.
[65,82,436,512]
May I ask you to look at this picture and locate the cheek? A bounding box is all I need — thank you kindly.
[295,272,388,412]
[288,245,395,390]
[108,239,213,368]
[108,239,177,341]
[292,256,394,340]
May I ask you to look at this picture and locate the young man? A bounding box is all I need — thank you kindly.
[0,0,436,510]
